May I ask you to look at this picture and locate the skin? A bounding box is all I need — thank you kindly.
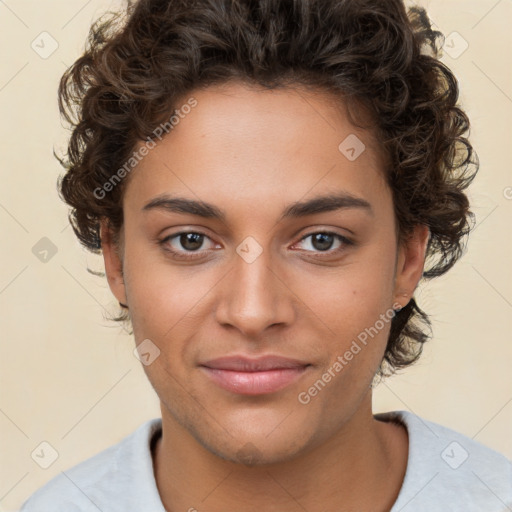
[101,81,429,511]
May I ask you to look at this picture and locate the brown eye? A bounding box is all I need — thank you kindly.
[310,233,336,251]
[295,231,353,255]
[177,233,205,251]
[160,231,216,260]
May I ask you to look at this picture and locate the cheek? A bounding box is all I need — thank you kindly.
[121,239,193,339]
[296,252,396,339]
[292,242,397,398]
[126,272,207,345]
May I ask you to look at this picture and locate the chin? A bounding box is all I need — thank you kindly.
[187,416,317,467]
[207,436,308,466]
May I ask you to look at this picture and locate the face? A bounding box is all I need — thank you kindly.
[102,81,428,464]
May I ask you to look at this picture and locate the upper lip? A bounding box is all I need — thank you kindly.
[200,355,310,372]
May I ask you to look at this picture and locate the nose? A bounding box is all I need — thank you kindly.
[214,243,295,338]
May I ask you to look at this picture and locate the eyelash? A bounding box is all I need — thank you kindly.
[159,230,354,261]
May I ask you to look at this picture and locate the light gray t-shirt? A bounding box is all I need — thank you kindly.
[19,410,512,511]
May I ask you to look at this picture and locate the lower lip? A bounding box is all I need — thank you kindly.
[201,366,309,395]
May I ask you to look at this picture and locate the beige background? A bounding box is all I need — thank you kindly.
[1,0,511,510]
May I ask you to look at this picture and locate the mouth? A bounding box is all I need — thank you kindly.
[199,355,312,395]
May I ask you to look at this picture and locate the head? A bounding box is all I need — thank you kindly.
[57,0,477,463]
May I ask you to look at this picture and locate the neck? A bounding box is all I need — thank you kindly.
[152,394,408,512]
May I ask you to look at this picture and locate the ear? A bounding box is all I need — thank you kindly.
[393,224,430,309]
[100,219,127,305]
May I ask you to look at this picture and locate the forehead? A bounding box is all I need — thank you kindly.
[123,81,390,218]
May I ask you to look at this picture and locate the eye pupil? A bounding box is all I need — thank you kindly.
[181,233,203,251]
[312,233,334,251]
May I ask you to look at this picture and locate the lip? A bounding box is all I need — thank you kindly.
[199,355,311,395]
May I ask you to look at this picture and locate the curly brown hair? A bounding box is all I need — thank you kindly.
[56,0,478,378]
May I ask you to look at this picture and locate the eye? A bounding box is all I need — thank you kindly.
[160,231,217,260]
[159,229,354,262]
[293,231,353,256]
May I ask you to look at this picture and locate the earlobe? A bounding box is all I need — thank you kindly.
[100,219,127,305]
[393,225,430,309]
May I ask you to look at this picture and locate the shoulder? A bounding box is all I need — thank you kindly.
[19,418,164,512]
[376,410,512,512]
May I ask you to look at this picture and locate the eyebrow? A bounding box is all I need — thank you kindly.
[142,192,373,222]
